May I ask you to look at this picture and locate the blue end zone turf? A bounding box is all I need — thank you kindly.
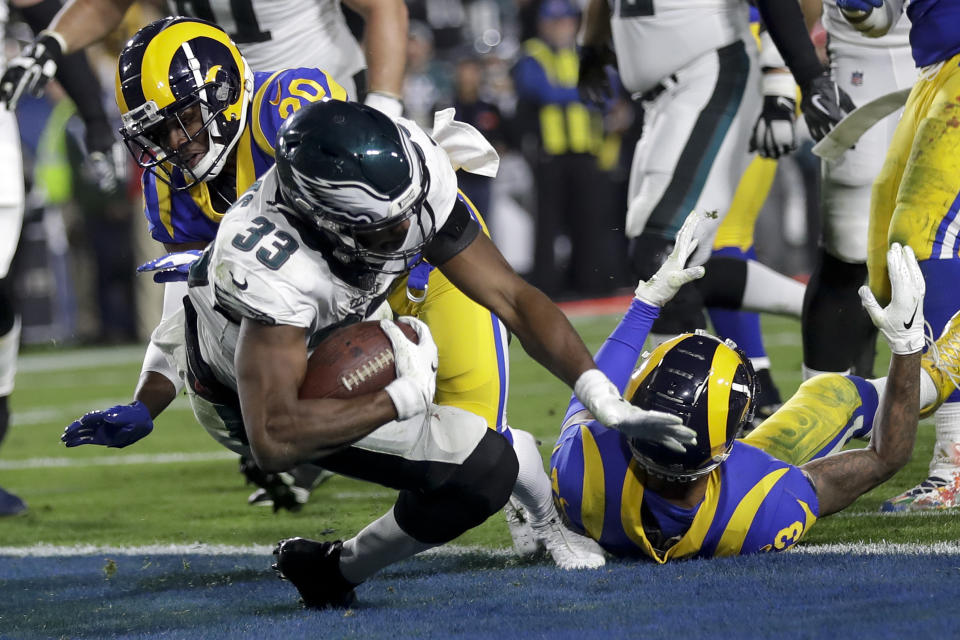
[2,548,960,639]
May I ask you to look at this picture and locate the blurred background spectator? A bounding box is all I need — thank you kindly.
[3,0,824,349]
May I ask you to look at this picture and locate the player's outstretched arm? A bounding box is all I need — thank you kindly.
[802,244,924,517]
[438,230,696,453]
[234,318,432,471]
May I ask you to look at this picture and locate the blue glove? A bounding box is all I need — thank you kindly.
[62,401,154,448]
[837,0,883,10]
[137,250,202,283]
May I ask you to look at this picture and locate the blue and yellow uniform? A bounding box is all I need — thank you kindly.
[550,298,881,562]
[141,67,347,245]
[388,193,511,436]
[868,1,960,347]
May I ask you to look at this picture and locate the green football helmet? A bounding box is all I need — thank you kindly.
[274,100,435,273]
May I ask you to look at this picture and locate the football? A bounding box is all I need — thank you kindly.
[299,320,418,399]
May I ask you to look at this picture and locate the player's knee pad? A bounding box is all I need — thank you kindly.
[744,373,875,465]
[820,182,870,263]
[0,275,14,336]
[394,429,519,544]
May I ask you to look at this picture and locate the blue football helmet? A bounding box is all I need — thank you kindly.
[624,331,757,482]
[115,16,253,190]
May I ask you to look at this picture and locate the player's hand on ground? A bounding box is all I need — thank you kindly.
[799,71,855,142]
[750,72,797,159]
[62,401,154,448]
[0,31,64,109]
[137,250,203,283]
[634,210,706,307]
[575,369,696,453]
[577,44,616,107]
[858,243,925,355]
[382,317,439,420]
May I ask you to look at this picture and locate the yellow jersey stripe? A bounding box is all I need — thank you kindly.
[235,126,257,196]
[665,470,721,561]
[156,178,175,238]
[716,467,790,555]
[580,426,606,541]
[620,459,647,553]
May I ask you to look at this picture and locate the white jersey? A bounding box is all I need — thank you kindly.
[610,0,752,94]
[188,117,460,391]
[167,0,365,88]
[821,0,911,49]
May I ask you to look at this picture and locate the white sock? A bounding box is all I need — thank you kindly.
[0,318,20,397]
[866,370,937,415]
[931,402,960,475]
[742,260,805,317]
[803,363,850,381]
[508,427,555,523]
[339,508,434,584]
[750,357,771,371]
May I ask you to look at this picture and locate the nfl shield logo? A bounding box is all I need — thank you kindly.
[851,71,864,86]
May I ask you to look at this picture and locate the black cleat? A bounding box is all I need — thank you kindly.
[272,537,358,609]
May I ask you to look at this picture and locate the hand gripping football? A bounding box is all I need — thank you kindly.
[299,321,418,399]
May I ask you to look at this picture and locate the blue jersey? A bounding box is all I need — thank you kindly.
[906,0,960,67]
[142,67,347,245]
[549,297,819,562]
[551,425,819,562]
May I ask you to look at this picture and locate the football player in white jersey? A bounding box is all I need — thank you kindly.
[0,0,408,117]
[799,3,915,377]
[0,1,26,517]
[0,0,127,516]
[127,100,696,607]
[578,0,852,346]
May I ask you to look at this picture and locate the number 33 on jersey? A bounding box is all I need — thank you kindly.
[143,67,346,246]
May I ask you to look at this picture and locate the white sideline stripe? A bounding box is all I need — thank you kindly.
[2,541,960,558]
[0,451,236,470]
[17,346,145,373]
[13,397,193,428]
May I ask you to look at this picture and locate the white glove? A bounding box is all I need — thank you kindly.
[381,317,438,420]
[574,369,697,454]
[634,210,707,307]
[858,243,925,355]
[363,91,404,119]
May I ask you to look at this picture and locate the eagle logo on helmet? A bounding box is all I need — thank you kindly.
[274,101,436,274]
[115,17,254,190]
[624,331,757,482]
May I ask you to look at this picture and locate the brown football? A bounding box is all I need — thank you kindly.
[299,320,418,399]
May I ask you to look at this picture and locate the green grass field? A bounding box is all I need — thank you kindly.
[0,315,955,551]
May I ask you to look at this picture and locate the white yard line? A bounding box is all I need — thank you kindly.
[0,451,236,470]
[17,346,145,373]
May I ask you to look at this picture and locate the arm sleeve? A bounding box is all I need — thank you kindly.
[562,298,660,424]
[141,280,187,392]
[754,0,824,86]
[19,0,114,153]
